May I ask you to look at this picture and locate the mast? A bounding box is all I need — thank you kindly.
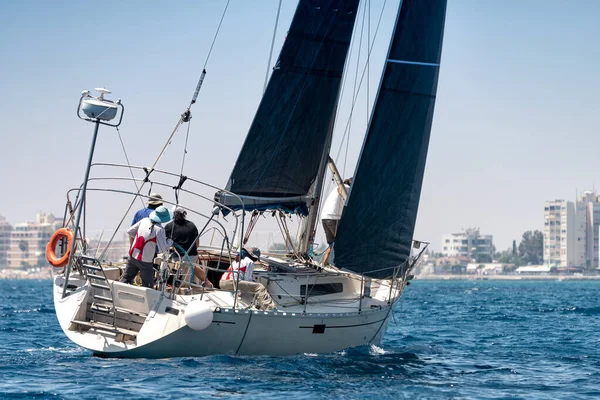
[298,126,335,255]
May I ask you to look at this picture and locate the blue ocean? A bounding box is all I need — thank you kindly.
[1,279,599,399]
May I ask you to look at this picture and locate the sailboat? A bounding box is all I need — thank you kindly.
[50,0,447,358]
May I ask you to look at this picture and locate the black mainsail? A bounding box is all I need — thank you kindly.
[334,0,447,279]
[219,0,359,215]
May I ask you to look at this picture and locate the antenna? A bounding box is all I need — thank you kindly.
[94,87,111,100]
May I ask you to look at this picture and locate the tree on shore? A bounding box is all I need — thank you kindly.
[518,230,543,265]
[494,230,543,268]
[496,246,522,267]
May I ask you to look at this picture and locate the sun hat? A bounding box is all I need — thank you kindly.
[172,206,187,216]
[149,206,172,224]
[147,193,163,207]
[247,247,261,261]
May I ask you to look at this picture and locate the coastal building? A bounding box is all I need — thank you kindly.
[431,255,472,274]
[87,237,130,264]
[543,200,562,266]
[544,192,600,270]
[6,213,62,269]
[544,199,586,268]
[515,265,551,275]
[466,262,506,275]
[441,228,493,262]
[0,215,12,269]
[581,191,600,269]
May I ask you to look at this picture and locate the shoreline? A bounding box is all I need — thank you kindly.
[416,274,600,281]
[0,270,52,280]
[2,269,600,281]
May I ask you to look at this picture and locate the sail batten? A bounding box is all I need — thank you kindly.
[387,59,440,67]
[334,0,447,279]
[221,0,360,214]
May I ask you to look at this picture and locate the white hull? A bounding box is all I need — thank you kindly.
[53,268,399,358]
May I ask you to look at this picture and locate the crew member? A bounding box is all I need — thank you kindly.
[121,206,173,288]
[220,248,276,311]
[165,207,212,287]
[320,178,352,266]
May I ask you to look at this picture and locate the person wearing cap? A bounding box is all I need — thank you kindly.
[121,206,173,288]
[165,207,213,287]
[219,248,276,311]
[320,177,352,266]
[131,193,163,227]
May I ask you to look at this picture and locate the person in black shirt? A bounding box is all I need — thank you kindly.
[165,208,212,287]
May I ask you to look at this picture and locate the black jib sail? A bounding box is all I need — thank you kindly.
[219,0,359,215]
[334,0,447,279]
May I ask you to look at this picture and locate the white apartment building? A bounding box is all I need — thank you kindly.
[581,191,600,269]
[543,200,561,265]
[0,215,12,268]
[543,199,586,268]
[7,213,61,269]
[441,228,493,262]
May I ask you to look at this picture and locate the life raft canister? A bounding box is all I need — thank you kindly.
[46,228,74,268]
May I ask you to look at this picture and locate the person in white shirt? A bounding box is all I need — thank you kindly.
[220,247,276,311]
[320,177,352,266]
[120,206,173,288]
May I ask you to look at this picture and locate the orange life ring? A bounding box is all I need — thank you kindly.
[46,228,74,268]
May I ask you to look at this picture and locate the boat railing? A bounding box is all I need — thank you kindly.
[57,162,247,298]
[64,166,242,242]
[67,162,244,216]
[152,252,211,299]
[244,267,399,312]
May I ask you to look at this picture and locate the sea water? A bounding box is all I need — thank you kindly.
[1,279,599,399]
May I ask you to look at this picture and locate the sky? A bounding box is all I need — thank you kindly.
[0,0,599,252]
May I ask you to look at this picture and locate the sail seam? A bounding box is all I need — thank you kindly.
[387,59,439,67]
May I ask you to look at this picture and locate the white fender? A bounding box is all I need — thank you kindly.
[184,300,213,331]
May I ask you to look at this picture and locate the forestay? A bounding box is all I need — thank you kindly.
[334,0,447,279]
[219,0,359,215]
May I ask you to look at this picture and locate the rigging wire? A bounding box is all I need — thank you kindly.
[179,119,192,177]
[115,126,145,209]
[345,0,368,177]
[327,1,362,167]
[203,0,231,71]
[315,0,389,229]
[243,211,261,245]
[264,0,283,94]
[335,0,387,169]
[99,110,188,260]
[181,1,233,194]
[190,0,232,107]
[93,3,234,261]
[367,0,371,118]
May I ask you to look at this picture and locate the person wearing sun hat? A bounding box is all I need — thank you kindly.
[131,193,163,227]
[121,206,173,288]
[219,247,276,310]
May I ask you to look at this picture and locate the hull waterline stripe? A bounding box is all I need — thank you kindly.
[387,59,440,67]
[299,318,387,329]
